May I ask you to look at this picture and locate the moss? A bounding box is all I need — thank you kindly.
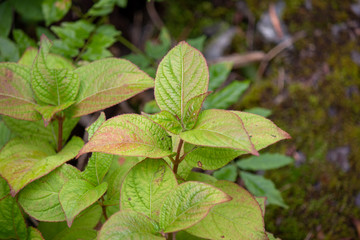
[240,1,360,237]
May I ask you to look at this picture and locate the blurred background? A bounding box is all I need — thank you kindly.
[0,0,359,239]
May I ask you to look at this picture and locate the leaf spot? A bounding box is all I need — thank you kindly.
[271,134,276,138]
[128,197,131,201]
[197,161,202,167]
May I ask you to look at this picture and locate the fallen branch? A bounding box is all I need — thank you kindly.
[207,51,266,68]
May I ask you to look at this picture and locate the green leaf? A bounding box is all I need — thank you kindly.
[99,210,164,239]
[143,110,182,134]
[115,0,127,7]
[0,37,19,62]
[88,0,115,16]
[87,112,106,139]
[121,158,177,221]
[203,80,250,109]
[38,204,101,239]
[18,164,81,222]
[31,36,80,106]
[159,181,230,233]
[0,195,28,239]
[36,27,56,40]
[72,58,154,117]
[13,29,37,54]
[213,164,238,181]
[124,53,151,69]
[183,92,210,130]
[78,114,173,158]
[0,120,12,149]
[143,99,161,114]
[35,101,75,126]
[82,153,113,186]
[0,63,39,120]
[81,25,120,61]
[59,179,107,226]
[42,0,72,26]
[186,172,217,184]
[82,113,114,186]
[184,144,241,170]
[0,136,83,195]
[208,61,232,91]
[2,115,79,148]
[104,157,140,204]
[0,176,10,200]
[256,197,266,216]
[51,20,95,58]
[240,171,287,208]
[237,153,294,171]
[187,35,206,52]
[11,0,44,21]
[28,227,44,240]
[52,228,97,240]
[231,111,291,151]
[180,109,258,154]
[176,231,205,240]
[155,41,209,129]
[0,1,13,38]
[19,47,75,70]
[244,107,272,117]
[186,181,266,240]
[145,27,171,60]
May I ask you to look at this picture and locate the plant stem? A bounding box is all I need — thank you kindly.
[167,232,175,240]
[173,139,184,174]
[117,35,144,55]
[57,116,64,152]
[100,196,108,220]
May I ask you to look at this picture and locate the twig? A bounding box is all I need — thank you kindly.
[117,35,144,55]
[256,31,306,79]
[269,3,283,39]
[207,51,266,69]
[146,0,164,30]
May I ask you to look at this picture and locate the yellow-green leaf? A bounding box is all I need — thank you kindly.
[98,210,165,240]
[59,179,107,227]
[18,164,81,222]
[0,136,83,195]
[31,36,80,106]
[0,63,39,121]
[186,181,266,240]
[120,158,177,221]
[78,114,173,158]
[72,58,154,117]
[143,110,182,134]
[231,111,291,150]
[0,195,28,239]
[159,181,231,233]
[155,42,209,129]
[180,109,258,155]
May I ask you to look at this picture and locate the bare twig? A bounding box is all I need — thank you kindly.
[257,31,306,79]
[146,0,164,30]
[269,3,284,39]
[207,51,266,68]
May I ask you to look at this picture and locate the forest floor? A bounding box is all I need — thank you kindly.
[148,0,360,239]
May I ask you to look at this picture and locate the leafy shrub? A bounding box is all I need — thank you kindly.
[0,37,290,239]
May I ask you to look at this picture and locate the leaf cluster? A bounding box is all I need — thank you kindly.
[0,40,289,239]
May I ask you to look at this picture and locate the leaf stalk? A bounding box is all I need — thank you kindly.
[173,139,184,174]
